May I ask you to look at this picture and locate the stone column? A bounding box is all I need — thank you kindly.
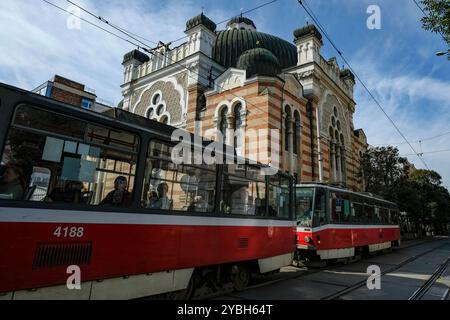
[331,141,337,182]
[288,120,294,174]
[336,145,342,183]
[226,115,235,147]
[341,146,347,184]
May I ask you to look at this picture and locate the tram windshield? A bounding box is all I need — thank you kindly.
[296,187,314,227]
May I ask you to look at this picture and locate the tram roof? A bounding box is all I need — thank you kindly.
[296,183,398,206]
[1,82,289,176]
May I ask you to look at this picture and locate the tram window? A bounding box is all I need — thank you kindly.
[142,141,216,213]
[0,105,138,206]
[221,170,266,216]
[380,207,389,224]
[330,192,351,223]
[296,187,314,227]
[391,210,400,225]
[268,175,291,219]
[28,167,51,201]
[313,188,327,226]
[351,202,364,223]
[364,205,375,223]
[374,207,381,224]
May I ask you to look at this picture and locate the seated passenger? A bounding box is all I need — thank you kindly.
[146,191,158,208]
[47,181,83,203]
[149,183,172,210]
[100,176,131,207]
[0,163,25,200]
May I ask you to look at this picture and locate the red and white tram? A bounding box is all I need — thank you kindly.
[0,83,296,300]
[295,184,401,263]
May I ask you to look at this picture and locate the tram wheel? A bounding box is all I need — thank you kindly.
[232,265,251,292]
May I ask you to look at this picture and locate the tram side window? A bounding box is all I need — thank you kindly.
[364,205,375,224]
[0,105,138,206]
[351,202,364,224]
[142,141,216,213]
[221,165,266,216]
[330,192,351,223]
[391,210,400,225]
[268,175,291,219]
[374,207,381,224]
[379,207,390,224]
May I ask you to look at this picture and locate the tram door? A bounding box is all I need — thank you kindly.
[313,188,327,227]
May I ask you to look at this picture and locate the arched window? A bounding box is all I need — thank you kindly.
[160,116,168,124]
[293,112,301,155]
[284,106,292,152]
[233,104,243,150]
[146,108,154,119]
[218,107,228,143]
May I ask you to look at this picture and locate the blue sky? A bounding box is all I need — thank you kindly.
[0,0,449,188]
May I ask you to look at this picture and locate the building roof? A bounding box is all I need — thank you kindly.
[186,13,217,33]
[212,28,297,70]
[237,48,281,78]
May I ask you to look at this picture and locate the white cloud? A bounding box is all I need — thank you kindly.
[0,0,229,103]
[352,47,450,189]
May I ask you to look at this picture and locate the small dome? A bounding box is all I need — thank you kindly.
[237,48,281,78]
[213,29,297,69]
[226,16,256,29]
[293,24,322,42]
[122,49,150,64]
[186,13,217,32]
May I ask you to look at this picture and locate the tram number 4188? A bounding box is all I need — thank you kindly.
[54,226,85,238]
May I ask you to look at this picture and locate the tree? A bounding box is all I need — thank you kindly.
[360,146,408,199]
[360,147,450,236]
[420,0,450,48]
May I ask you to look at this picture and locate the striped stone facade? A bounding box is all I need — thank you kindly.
[120,16,368,191]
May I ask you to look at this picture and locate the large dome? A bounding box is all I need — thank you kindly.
[212,29,297,70]
[237,48,281,78]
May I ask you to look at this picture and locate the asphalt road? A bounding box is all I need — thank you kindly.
[218,238,450,300]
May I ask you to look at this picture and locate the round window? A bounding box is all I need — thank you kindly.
[332,117,336,127]
[152,94,161,105]
[334,107,338,117]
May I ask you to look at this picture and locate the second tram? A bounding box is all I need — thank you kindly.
[295,184,401,263]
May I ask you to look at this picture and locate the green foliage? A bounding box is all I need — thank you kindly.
[360,146,408,199]
[361,147,450,233]
[421,0,450,46]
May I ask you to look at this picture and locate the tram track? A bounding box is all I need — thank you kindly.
[213,238,444,300]
[322,241,448,300]
[408,256,450,300]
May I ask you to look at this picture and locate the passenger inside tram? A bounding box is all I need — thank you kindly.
[100,176,132,207]
[148,183,172,210]
[0,163,26,200]
[46,180,84,203]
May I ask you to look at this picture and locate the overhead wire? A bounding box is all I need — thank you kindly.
[297,0,430,170]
